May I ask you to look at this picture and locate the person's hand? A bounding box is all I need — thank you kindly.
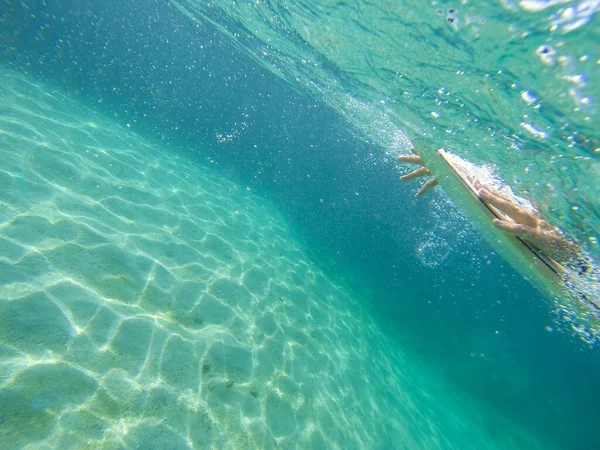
[398,148,579,263]
[397,148,439,197]
[473,180,579,263]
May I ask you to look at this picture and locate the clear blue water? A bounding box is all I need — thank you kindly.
[0,0,599,448]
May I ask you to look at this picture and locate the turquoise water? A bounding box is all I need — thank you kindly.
[1,0,599,448]
[0,67,553,449]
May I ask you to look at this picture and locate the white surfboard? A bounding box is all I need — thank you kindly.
[421,147,567,301]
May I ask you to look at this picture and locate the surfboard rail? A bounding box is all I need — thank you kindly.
[420,147,568,301]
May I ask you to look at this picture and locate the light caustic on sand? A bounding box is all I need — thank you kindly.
[0,69,552,449]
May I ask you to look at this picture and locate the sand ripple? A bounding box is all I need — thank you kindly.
[0,69,551,449]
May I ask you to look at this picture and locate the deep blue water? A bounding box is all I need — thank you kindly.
[1,0,600,448]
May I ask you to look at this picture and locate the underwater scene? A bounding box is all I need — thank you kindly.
[0,0,599,449]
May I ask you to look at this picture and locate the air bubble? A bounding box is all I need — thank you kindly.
[521,90,537,104]
[536,45,556,65]
[445,7,459,30]
[416,240,451,268]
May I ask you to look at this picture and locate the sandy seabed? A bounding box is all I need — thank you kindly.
[0,68,553,449]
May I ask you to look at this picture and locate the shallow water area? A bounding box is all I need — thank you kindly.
[1,0,600,447]
[0,68,556,449]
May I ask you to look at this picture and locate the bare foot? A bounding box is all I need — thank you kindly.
[398,148,580,264]
[473,181,579,263]
[397,148,439,197]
